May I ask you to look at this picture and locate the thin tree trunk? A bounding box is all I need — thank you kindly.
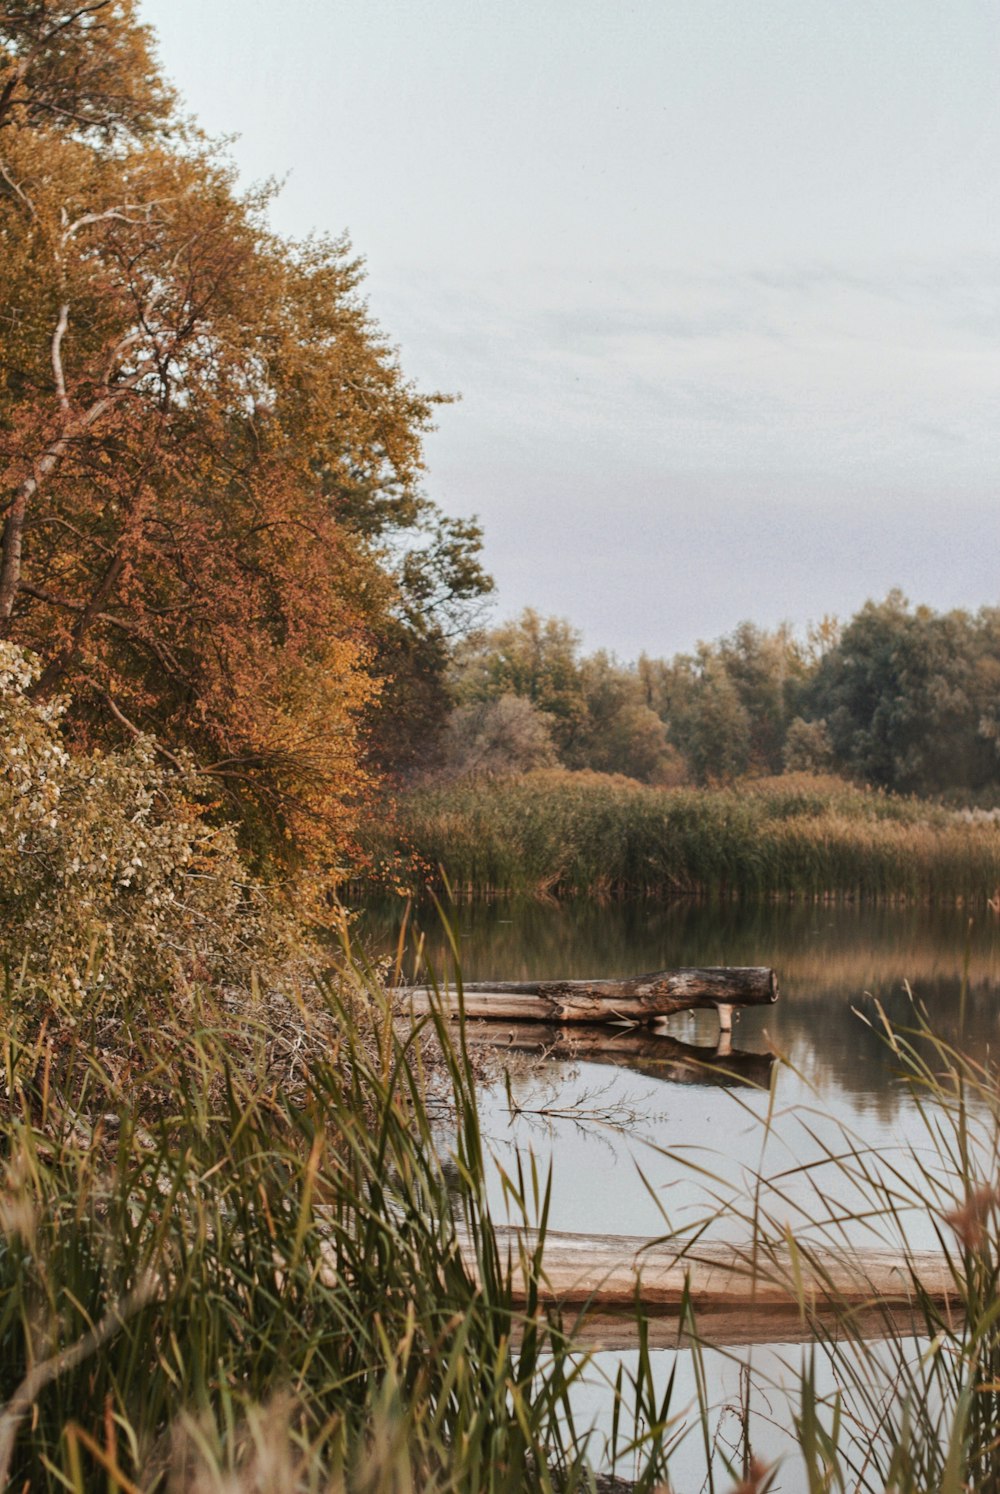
[0,361,154,633]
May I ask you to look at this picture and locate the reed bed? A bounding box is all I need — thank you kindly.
[5,927,1000,1488]
[373,770,1000,902]
[0,955,685,1493]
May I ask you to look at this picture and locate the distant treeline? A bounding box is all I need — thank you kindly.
[413,592,1000,801]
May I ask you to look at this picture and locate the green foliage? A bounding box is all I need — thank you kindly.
[447,598,1000,803]
[573,651,672,781]
[782,716,834,773]
[660,648,753,784]
[454,610,589,757]
[649,622,807,785]
[367,512,495,779]
[803,591,1000,796]
[450,613,677,784]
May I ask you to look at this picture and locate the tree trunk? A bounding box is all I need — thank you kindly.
[392,967,778,1026]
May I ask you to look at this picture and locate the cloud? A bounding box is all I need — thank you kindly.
[376,254,1000,487]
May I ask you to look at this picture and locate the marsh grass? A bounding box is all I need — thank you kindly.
[372,770,1000,902]
[7,912,1000,1490]
[0,949,691,1493]
[641,987,1000,1492]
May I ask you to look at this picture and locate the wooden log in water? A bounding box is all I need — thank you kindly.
[475,1225,950,1320]
[392,967,778,1027]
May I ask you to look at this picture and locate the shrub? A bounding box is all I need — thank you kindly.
[0,643,315,1089]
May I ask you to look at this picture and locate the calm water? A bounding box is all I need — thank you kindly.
[358,898,1000,1487]
[362,898,1000,1235]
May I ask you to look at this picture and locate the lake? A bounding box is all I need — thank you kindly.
[358,897,1000,1489]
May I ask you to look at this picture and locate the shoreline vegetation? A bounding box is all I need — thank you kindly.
[6,938,1000,1491]
[368,769,1000,904]
[6,6,1000,1489]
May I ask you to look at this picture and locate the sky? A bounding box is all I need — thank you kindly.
[139,0,1000,661]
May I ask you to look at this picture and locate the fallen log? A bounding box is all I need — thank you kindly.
[392,967,778,1029]
[460,1021,777,1089]
[473,1227,955,1345]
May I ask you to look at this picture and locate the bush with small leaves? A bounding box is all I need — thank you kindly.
[0,643,322,1105]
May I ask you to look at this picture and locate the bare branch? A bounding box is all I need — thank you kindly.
[0,157,35,216]
[26,516,115,556]
[20,581,82,611]
[62,203,164,240]
[0,1273,158,1489]
[84,681,186,772]
[0,357,158,624]
[50,302,70,412]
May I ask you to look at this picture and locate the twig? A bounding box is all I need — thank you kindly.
[0,1274,159,1486]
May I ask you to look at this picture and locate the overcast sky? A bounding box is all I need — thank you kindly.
[139,0,1000,660]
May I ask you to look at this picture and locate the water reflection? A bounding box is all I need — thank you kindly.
[361,898,995,1488]
[462,1021,777,1089]
[362,896,1000,1124]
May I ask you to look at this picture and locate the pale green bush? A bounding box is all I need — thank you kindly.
[0,642,305,1009]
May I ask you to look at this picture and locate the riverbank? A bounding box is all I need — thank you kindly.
[369,769,1000,902]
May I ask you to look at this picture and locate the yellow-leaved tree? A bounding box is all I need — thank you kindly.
[0,2,490,896]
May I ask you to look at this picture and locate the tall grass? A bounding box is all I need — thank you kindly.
[0,952,687,1492]
[10,913,1000,1488]
[370,770,1000,901]
[640,990,1000,1493]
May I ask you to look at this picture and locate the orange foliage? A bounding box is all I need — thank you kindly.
[0,8,445,888]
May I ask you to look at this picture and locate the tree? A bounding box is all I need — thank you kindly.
[454,610,588,756]
[0,1,171,141]
[573,650,673,781]
[0,1,477,873]
[365,511,493,779]
[440,694,557,778]
[716,621,803,775]
[660,647,753,785]
[802,593,997,794]
[783,717,833,774]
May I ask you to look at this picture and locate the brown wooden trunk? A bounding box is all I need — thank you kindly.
[473,1226,954,1328]
[393,967,778,1026]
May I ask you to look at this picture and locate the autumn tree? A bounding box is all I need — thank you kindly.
[0,2,486,876]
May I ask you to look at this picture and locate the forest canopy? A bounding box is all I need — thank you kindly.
[2,2,994,926]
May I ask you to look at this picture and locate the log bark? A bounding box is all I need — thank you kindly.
[460,1021,777,1089]
[475,1225,950,1320]
[393,967,778,1026]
